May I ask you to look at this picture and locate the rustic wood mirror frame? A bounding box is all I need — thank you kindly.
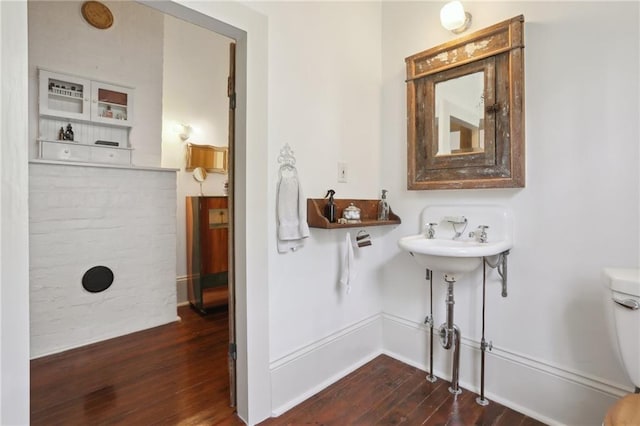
[405,15,525,190]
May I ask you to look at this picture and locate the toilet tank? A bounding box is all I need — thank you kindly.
[603,268,640,388]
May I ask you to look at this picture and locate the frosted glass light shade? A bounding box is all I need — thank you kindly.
[178,124,193,141]
[440,1,470,33]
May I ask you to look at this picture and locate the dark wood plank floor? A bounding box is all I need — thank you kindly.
[32,305,546,425]
[260,354,546,426]
[31,304,242,425]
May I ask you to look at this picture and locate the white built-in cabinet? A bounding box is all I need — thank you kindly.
[37,69,134,166]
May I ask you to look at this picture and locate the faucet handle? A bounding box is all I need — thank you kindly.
[476,225,489,243]
[425,222,437,239]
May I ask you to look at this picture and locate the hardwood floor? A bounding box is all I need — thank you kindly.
[259,355,546,426]
[31,305,242,425]
[32,306,545,425]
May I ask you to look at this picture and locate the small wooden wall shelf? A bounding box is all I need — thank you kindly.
[307,198,401,229]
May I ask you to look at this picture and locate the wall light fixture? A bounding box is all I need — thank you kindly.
[440,1,472,34]
[178,123,193,141]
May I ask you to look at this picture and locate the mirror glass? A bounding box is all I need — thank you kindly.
[435,72,484,156]
[192,166,207,183]
[193,166,207,196]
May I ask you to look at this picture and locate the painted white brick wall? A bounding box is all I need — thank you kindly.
[29,162,177,358]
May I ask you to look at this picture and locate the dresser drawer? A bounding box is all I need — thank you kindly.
[89,146,131,165]
[41,141,90,162]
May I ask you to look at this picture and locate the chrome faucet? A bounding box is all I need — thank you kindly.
[469,225,489,243]
[446,216,467,240]
[425,223,437,239]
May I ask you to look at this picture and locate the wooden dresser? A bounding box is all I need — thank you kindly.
[186,196,229,313]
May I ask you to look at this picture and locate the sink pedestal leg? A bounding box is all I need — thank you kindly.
[425,269,437,383]
[449,324,462,395]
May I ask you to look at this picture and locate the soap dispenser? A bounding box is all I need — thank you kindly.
[378,189,389,221]
[324,189,336,223]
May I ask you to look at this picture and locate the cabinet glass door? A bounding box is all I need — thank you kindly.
[39,70,90,121]
[91,82,133,126]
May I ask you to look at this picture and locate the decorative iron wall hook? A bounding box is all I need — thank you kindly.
[278,143,296,169]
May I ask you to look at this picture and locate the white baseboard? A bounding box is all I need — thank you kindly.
[269,314,383,417]
[266,312,630,425]
[382,313,628,426]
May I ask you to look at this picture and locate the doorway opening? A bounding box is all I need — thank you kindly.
[160,11,238,406]
[27,0,247,414]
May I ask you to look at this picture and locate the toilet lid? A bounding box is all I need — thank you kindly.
[603,268,640,297]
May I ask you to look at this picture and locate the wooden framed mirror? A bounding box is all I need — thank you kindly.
[406,15,525,190]
[186,143,228,174]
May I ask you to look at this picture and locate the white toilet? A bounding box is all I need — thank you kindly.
[602,268,640,425]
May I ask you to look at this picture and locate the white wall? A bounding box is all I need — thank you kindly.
[28,1,164,167]
[0,1,30,423]
[256,0,384,356]
[161,14,231,284]
[381,2,639,425]
[27,0,179,358]
[245,1,389,414]
[29,164,177,358]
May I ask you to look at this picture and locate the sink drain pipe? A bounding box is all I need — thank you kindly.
[440,275,462,395]
[424,269,437,383]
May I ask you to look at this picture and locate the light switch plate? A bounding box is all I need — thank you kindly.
[338,162,347,183]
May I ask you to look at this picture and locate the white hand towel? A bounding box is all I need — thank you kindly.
[340,232,357,293]
[276,169,310,253]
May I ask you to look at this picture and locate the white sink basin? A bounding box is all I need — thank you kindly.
[398,205,514,276]
[398,234,512,274]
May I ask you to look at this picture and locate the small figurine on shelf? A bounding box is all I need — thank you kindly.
[105,105,113,118]
[58,127,64,140]
[63,123,74,141]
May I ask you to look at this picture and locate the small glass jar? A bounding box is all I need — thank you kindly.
[342,203,361,223]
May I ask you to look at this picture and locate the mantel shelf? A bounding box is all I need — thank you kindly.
[307,198,401,229]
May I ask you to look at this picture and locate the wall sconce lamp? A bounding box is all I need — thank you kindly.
[178,124,193,141]
[440,1,472,34]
